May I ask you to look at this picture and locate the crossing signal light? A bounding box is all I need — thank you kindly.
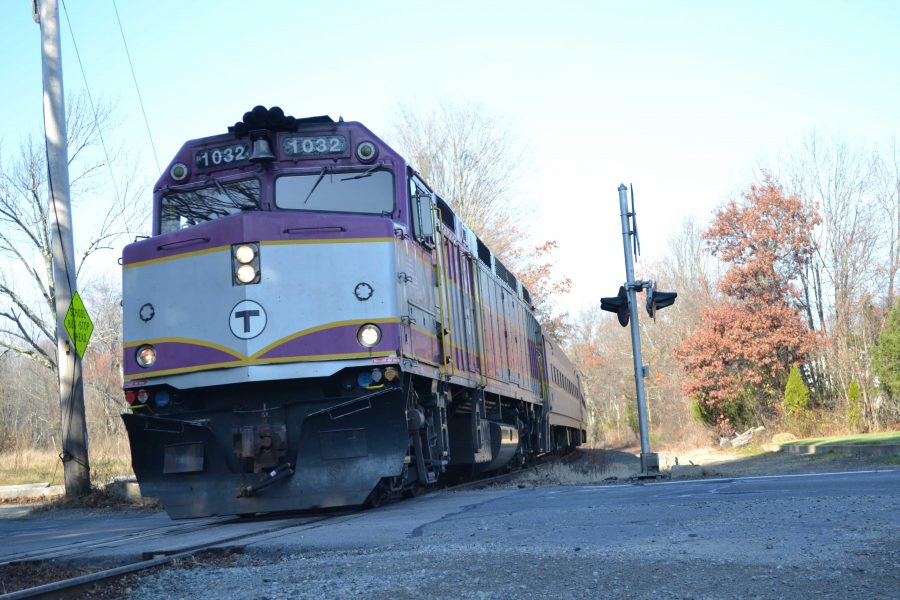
[646,286,677,319]
[601,286,630,327]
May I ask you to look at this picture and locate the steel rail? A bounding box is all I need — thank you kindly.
[0,511,358,600]
[0,516,235,568]
[2,450,584,598]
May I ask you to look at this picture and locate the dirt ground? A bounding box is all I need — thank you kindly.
[656,445,899,477]
[503,445,899,489]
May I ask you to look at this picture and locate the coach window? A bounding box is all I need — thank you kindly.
[275,168,394,214]
[409,176,435,248]
[160,178,260,234]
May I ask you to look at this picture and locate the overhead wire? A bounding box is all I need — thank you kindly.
[60,0,123,218]
[111,0,161,172]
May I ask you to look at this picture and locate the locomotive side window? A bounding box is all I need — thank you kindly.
[275,169,394,214]
[160,179,260,233]
[409,177,435,248]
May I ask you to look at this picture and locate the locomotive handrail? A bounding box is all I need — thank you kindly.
[156,236,210,251]
[407,299,439,319]
[432,203,454,379]
[472,258,489,389]
[305,387,395,418]
[283,226,346,234]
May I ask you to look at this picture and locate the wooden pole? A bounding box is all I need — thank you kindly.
[36,0,91,496]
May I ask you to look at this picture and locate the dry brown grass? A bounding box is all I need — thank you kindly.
[0,448,65,486]
[0,435,133,488]
[505,449,641,488]
[515,461,638,487]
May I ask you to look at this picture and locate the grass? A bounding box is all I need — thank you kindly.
[0,448,65,486]
[0,447,133,487]
[516,462,637,487]
[782,431,900,447]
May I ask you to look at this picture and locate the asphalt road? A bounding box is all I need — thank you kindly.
[5,468,898,598]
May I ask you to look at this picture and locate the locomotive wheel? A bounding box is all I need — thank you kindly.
[364,479,390,509]
[402,482,423,498]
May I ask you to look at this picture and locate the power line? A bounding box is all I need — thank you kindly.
[60,0,123,211]
[111,0,160,172]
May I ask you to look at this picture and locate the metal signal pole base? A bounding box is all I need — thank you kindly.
[638,452,660,478]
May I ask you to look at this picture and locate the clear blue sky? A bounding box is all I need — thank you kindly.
[3,1,899,316]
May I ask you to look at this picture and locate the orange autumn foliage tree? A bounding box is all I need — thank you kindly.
[512,240,573,343]
[676,177,822,434]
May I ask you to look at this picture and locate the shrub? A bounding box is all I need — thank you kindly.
[783,364,809,417]
[846,379,864,432]
[873,301,900,399]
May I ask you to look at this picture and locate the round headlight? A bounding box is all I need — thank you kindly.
[356,141,377,162]
[234,244,256,264]
[236,264,257,284]
[136,345,157,368]
[356,323,382,348]
[170,163,189,181]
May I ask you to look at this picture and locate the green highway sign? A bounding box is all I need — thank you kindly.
[64,292,94,359]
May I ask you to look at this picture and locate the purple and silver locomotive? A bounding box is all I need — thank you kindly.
[121,106,585,518]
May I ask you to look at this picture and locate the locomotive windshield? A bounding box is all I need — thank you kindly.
[275,168,394,214]
[160,178,260,233]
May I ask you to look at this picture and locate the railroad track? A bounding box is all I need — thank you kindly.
[1,449,582,599]
[0,515,234,568]
[0,510,361,600]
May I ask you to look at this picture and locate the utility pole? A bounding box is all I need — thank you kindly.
[35,0,91,495]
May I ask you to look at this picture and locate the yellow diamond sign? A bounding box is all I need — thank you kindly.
[64,292,94,359]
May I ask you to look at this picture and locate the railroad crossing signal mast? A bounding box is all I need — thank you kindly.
[601,184,676,476]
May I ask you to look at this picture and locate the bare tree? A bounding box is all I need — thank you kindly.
[874,140,900,308]
[391,102,571,338]
[779,132,891,427]
[392,102,525,258]
[0,93,144,370]
[80,277,125,438]
[570,218,716,446]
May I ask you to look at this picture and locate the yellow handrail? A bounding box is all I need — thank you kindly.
[431,203,454,379]
[472,257,489,388]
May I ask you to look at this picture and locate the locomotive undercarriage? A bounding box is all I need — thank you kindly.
[123,368,546,518]
[124,370,410,518]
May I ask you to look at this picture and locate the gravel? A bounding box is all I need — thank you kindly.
[126,536,900,600]
[12,449,897,599]
[121,464,900,599]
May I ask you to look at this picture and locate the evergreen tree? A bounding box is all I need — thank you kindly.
[872,302,900,399]
[783,364,810,416]
[846,380,864,432]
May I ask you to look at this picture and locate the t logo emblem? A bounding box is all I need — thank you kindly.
[229,300,267,339]
[234,309,260,333]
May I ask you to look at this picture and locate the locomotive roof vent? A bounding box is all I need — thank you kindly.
[229,106,335,136]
